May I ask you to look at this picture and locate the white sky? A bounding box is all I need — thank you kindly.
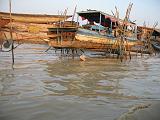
[0,0,160,28]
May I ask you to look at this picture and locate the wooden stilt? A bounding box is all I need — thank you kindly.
[11,43,14,64]
[72,49,75,59]
[9,0,14,65]
[45,46,52,52]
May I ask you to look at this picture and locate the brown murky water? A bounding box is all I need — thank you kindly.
[0,44,160,120]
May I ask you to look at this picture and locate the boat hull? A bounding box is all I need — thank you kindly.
[0,12,71,23]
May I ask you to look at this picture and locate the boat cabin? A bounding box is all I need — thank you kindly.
[77,10,136,37]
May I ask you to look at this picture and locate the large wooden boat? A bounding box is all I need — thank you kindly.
[0,12,71,23]
[47,9,143,54]
[48,27,142,54]
[0,17,10,27]
[0,12,72,44]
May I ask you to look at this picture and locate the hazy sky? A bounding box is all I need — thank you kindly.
[0,0,160,28]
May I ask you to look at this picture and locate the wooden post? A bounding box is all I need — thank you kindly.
[57,28,60,44]
[110,21,113,35]
[134,25,137,39]
[99,13,102,33]
[64,8,68,23]
[76,14,79,27]
[72,5,77,23]
[9,0,14,65]
[9,0,12,39]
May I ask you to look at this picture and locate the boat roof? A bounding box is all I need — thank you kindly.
[153,29,160,36]
[155,29,160,33]
[77,10,115,19]
[77,10,135,27]
[77,10,117,23]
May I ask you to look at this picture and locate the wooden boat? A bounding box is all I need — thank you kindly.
[48,27,142,53]
[0,12,72,23]
[46,8,148,56]
[0,17,10,27]
[0,12,72,44]
[0,17,10,45]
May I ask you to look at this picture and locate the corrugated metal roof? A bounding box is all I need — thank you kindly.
[77,10,135,25]
[77,10,115,19]
[155,29,160,33]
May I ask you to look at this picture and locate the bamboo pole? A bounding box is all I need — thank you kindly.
[72,5,77,23]
[9,0,14,65]
[99,13,102,33]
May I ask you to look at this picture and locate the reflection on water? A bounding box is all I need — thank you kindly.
[44,57,160,100]
[44,59,133,99]
[0,44,160,120]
